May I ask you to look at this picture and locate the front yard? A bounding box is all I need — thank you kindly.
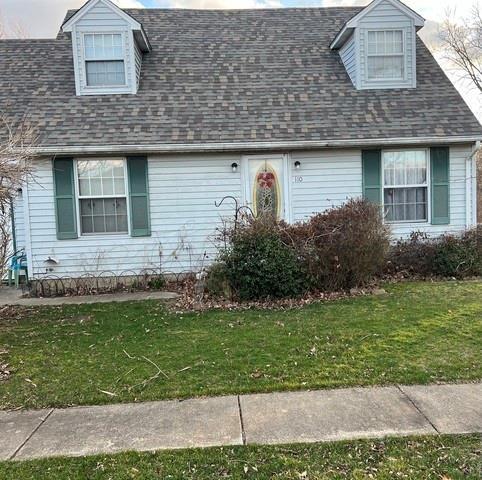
[1,435,481,479]
[1,281,481,410]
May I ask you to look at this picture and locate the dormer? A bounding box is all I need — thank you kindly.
[330,0,425,90]
[62,0,150,96]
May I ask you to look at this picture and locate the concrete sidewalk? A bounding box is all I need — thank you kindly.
[1,383,481,461]
[0,287,178,306]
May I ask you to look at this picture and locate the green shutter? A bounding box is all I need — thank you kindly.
[362,149,382,204]
[127,156,151,237]
[431,147,450,225]
[53,158,78,240]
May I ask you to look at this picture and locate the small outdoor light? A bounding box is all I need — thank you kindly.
[231,162,239,173]
[294,161,301,169]
[44,256,59,266]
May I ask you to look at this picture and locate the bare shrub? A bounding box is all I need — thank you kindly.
[283,199,390,291]
[0,115,37,280]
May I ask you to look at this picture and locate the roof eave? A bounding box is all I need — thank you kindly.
[330,25,354,50]
[29,136,482,156]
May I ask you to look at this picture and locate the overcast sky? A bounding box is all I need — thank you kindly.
[1,0,481,119]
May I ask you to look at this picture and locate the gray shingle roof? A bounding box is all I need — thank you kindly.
[0,7,480,151]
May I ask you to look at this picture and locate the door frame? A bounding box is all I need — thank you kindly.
[241,153,293,223]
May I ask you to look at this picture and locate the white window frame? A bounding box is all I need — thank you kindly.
[81,31,128,90]
[366,29,406,82]
[74,158,131,236]
[382,149,430,224]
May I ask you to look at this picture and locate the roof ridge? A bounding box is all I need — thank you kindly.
[124,6,363,12]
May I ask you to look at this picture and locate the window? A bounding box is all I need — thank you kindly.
[84,33,125,87]
[367,30,404,80]
[76,159,128,234]
[383,150,428,222]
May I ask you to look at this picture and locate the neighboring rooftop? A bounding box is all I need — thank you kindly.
[0,7,481,151]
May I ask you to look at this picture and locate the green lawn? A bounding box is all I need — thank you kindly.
[1,281,481,410]
[1,435,481,479]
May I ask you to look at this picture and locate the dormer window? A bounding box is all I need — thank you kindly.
[330,0,425,90]
[62,0,151,96]
[367,30,405,81]
[84,33,126,87]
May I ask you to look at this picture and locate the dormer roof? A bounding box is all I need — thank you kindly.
[62,0,151,52]
[330,0,425,50]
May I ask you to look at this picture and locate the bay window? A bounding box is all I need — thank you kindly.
[76,159,128,234]
[383,150,428,222]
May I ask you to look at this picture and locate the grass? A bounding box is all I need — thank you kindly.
[0,281,481,410]
[0,434,481,479]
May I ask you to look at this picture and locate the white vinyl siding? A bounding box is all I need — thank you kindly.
[134,40,143,88]
[23,145,475,279]
[26,154,242,278]
[339,34,357,86]
[74,2,129,28]
[291,150,362,220]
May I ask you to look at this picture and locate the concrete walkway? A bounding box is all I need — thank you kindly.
[0,287,178,306]
[1,382,481,461]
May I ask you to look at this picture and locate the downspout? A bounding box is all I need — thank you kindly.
[9,196,17,253]
[467,141,480,228]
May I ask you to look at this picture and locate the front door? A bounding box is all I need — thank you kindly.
[244,154,288,220]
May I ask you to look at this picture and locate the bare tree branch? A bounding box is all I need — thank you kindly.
[0,114,37,281]
[440,4,482,93]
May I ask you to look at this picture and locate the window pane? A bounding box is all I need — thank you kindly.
[367,55,404,80]
[102,177,114,195]
[104,198,116,215]
[80,198,92,215]
[85,33,123,60]
[384,151,427,186]
[93,215,105,232]
[81,216,94,234]
[117,215,128,232]
[105,215,117,233]
[91,199,104,215]
[384,187,428,222]
[78,179,90,196]
[78,160,126,195]
[90,178,102,196]
[86,61,125,87]
[115,198,127,214]
[79,198,128,234]
[114,178,125,195]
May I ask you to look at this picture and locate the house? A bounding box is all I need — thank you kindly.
[1,0,480,281]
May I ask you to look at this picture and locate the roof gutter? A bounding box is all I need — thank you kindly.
[28,136,482,156]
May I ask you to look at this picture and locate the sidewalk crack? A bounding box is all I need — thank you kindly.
[9,408,54,460]
[237,395,247,445]
[396,385,440,434]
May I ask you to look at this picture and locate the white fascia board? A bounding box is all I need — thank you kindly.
[62,0,142,33]
[347,0,425,28]
[330,26,354,50]
[28,136,482,156]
